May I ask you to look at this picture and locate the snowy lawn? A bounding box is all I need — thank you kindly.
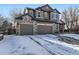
[0,34,79,55]
[60,34,79,40]
[29,35,79,55]
[0,35,50,55]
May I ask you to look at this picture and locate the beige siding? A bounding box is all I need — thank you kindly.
[22,15,32,22]
[41,6,52,11]
[14,19,23,29]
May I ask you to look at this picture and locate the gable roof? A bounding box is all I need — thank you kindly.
[26,7,35,10]
[23,4,60,14]
[53,9,60,14]
[36,4,53,10]
[35,4,60,14]
[15,13,34,19]
[58,20,65,24]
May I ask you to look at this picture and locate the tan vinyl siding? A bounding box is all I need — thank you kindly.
[41,6,52,11]
[23,15,32,22]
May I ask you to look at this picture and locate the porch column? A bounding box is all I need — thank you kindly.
[62,24,64,33]
[52,23,55,33]
[33,21,37,34]
[58,24,60,33]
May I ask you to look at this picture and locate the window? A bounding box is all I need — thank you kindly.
[37,12,41,17]
[29,12,32,15]
[56,14,59,19]
[52,14,54,18]
[44,12,48,18]
[36,10,42,18]
[51,13,56,19]
[29,11,33,17]
[51,13,59,19]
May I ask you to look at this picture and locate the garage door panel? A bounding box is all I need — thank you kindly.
[37,25,52,34]
[20,24,33,35]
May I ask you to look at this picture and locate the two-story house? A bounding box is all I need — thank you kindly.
[14,4,64,35]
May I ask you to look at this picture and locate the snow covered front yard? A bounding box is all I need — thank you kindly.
[60,34,79,40]
[0,34,79,55]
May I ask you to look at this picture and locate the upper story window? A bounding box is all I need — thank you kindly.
[51,13,56,19]
[56,14,59,19]
[52,14,54,18]
[38,12,41,17]
[36,10,44,18]
[51,13,59,19]
[36,11,41,18]
[29,10,33,17]
[29,12,32,15]
[44,12,48,18]
[50,12,59,21]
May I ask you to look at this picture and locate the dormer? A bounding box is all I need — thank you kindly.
[24,7,34,17]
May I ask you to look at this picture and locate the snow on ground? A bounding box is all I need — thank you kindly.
[0,35,50,55]
[29,35,79,55]
[60,34,79,40]
[0,34,79,55]
[59,33,79,47]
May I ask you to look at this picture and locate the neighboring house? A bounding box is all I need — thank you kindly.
[14,4,64,35]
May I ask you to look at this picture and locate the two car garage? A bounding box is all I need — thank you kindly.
[18,23,54,35]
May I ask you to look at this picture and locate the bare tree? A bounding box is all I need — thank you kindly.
[10,8,22,24]
[62,7,79,32]
[10,8,22,18]
[0,14,5,26]
[68,7,79,29]
[62,9,70,31]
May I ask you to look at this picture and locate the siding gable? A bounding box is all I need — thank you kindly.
[41,5,53,12]
[36,4,53,12]
[22,15,32,22]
